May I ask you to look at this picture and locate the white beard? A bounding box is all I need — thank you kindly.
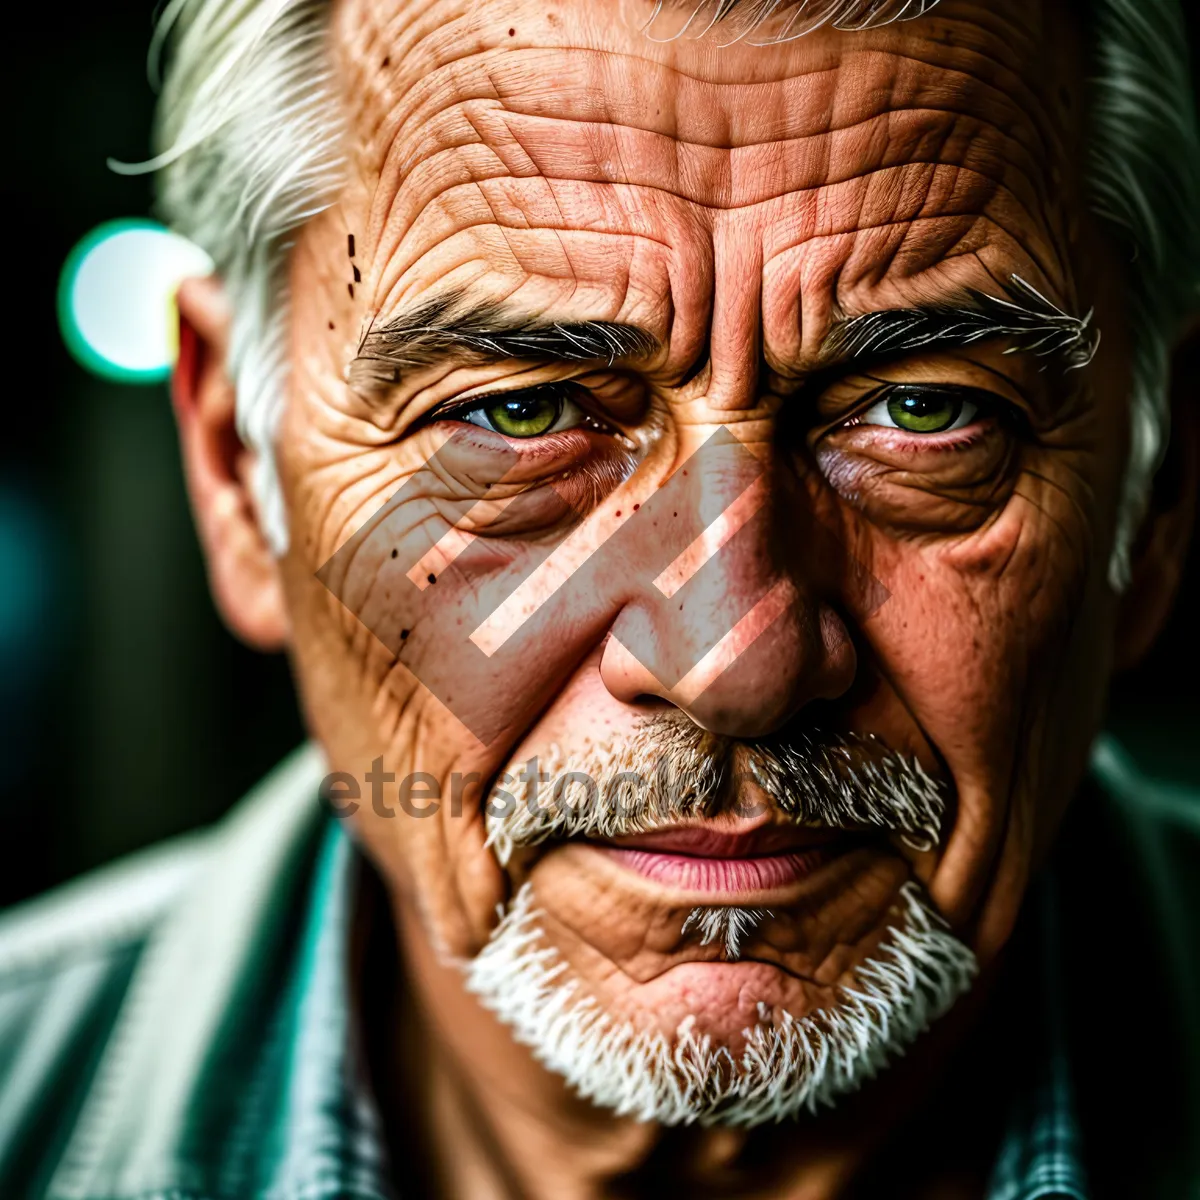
[462,880,976,1126]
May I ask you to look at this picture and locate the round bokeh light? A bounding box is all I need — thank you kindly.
[58,219,214,384]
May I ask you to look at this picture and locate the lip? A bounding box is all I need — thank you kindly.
[600,824,841,857]
[584,820,852,895]
[596,845,836,892]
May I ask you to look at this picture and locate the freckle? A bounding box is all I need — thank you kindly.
[508,26,515,35]
[615,510,621,517]
[352,265,361,283]
[400,629,409,640]
[633,503,640,511]
[682,470,688,476]
[673,511,678,518]
[327,320,334,330]
[381,55,390,68]
[427,573,437,584]
[348,283,354,298]
[391,548,398,559]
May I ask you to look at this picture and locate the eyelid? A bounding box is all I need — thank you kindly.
[848,382,1015,431]
[429,379,574,419]
[422,380,562,423]
[861,388,973,432]
[426,379,608,437]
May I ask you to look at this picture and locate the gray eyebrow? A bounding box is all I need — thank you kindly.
[820,275,1100,374]
[349,275,1098,393]
[348,294,659,391]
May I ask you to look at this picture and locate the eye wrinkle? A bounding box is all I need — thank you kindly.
[549,441,639,516]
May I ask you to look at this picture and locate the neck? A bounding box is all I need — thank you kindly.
[370,892,1018,1200]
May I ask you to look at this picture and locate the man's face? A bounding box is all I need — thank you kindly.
[272,0,1131,1109]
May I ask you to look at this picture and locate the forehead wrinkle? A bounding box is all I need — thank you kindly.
[485,106,1047,212]
[338,1,1077,262]
[381,124,1042,258]
[360,5,1052,127]
[370,41,1055,188]
[396,163,1050,282]
[376,123,1060,304]
[341,0,1081,403]
[358,45,1069,301]
[755,164,1068,290]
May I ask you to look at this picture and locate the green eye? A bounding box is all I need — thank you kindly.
[862,386,977,434]
[886,389,962,432]
[443,387,581,438]
[484,392,561,438]
[436,383,601,438]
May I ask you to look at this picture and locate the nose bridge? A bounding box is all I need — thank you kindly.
[599,427,855,736]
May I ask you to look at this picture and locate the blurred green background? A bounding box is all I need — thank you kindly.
[0,0,303,906]
[2,2,1199,907]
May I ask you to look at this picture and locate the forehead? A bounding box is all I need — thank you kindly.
[332,0,1082,364]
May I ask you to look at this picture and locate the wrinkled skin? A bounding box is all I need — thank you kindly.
[173,0,1196,1194]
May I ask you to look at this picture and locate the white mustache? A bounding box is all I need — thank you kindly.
[485,716,948,866]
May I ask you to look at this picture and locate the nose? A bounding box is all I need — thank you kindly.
[598,428,856,738]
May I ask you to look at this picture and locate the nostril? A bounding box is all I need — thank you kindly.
[598,629,662,706]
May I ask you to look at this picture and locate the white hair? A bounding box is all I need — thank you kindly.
[142,0,345,552]
[463,879,977,1125]
[147,0,1200,585]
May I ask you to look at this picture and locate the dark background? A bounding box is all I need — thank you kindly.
[3,3,1199,908]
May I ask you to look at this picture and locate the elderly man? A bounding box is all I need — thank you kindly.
[4,0,1200,1195]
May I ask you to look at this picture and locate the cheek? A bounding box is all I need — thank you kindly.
[271,437,665,953]
[278,544,517,955]
[864,506,1093,779]
[867,562,1031,770]
[857,424,1109,748]
[852,475,1117,928]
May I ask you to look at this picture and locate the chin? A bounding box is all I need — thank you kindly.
[462,875,977,1126]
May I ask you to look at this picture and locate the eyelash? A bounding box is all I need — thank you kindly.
[430,381,1016,445]
[430,382,608,436]
[845,383,1016,437]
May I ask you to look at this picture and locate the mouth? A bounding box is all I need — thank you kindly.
[585,821,860,895]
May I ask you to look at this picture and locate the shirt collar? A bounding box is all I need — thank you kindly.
[47,747,393,1200]
[259,819,392,1200]
[985,874,1089,1200]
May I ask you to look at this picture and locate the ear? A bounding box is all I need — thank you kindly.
[1113,324,1200,671]
[172,276,289,650]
